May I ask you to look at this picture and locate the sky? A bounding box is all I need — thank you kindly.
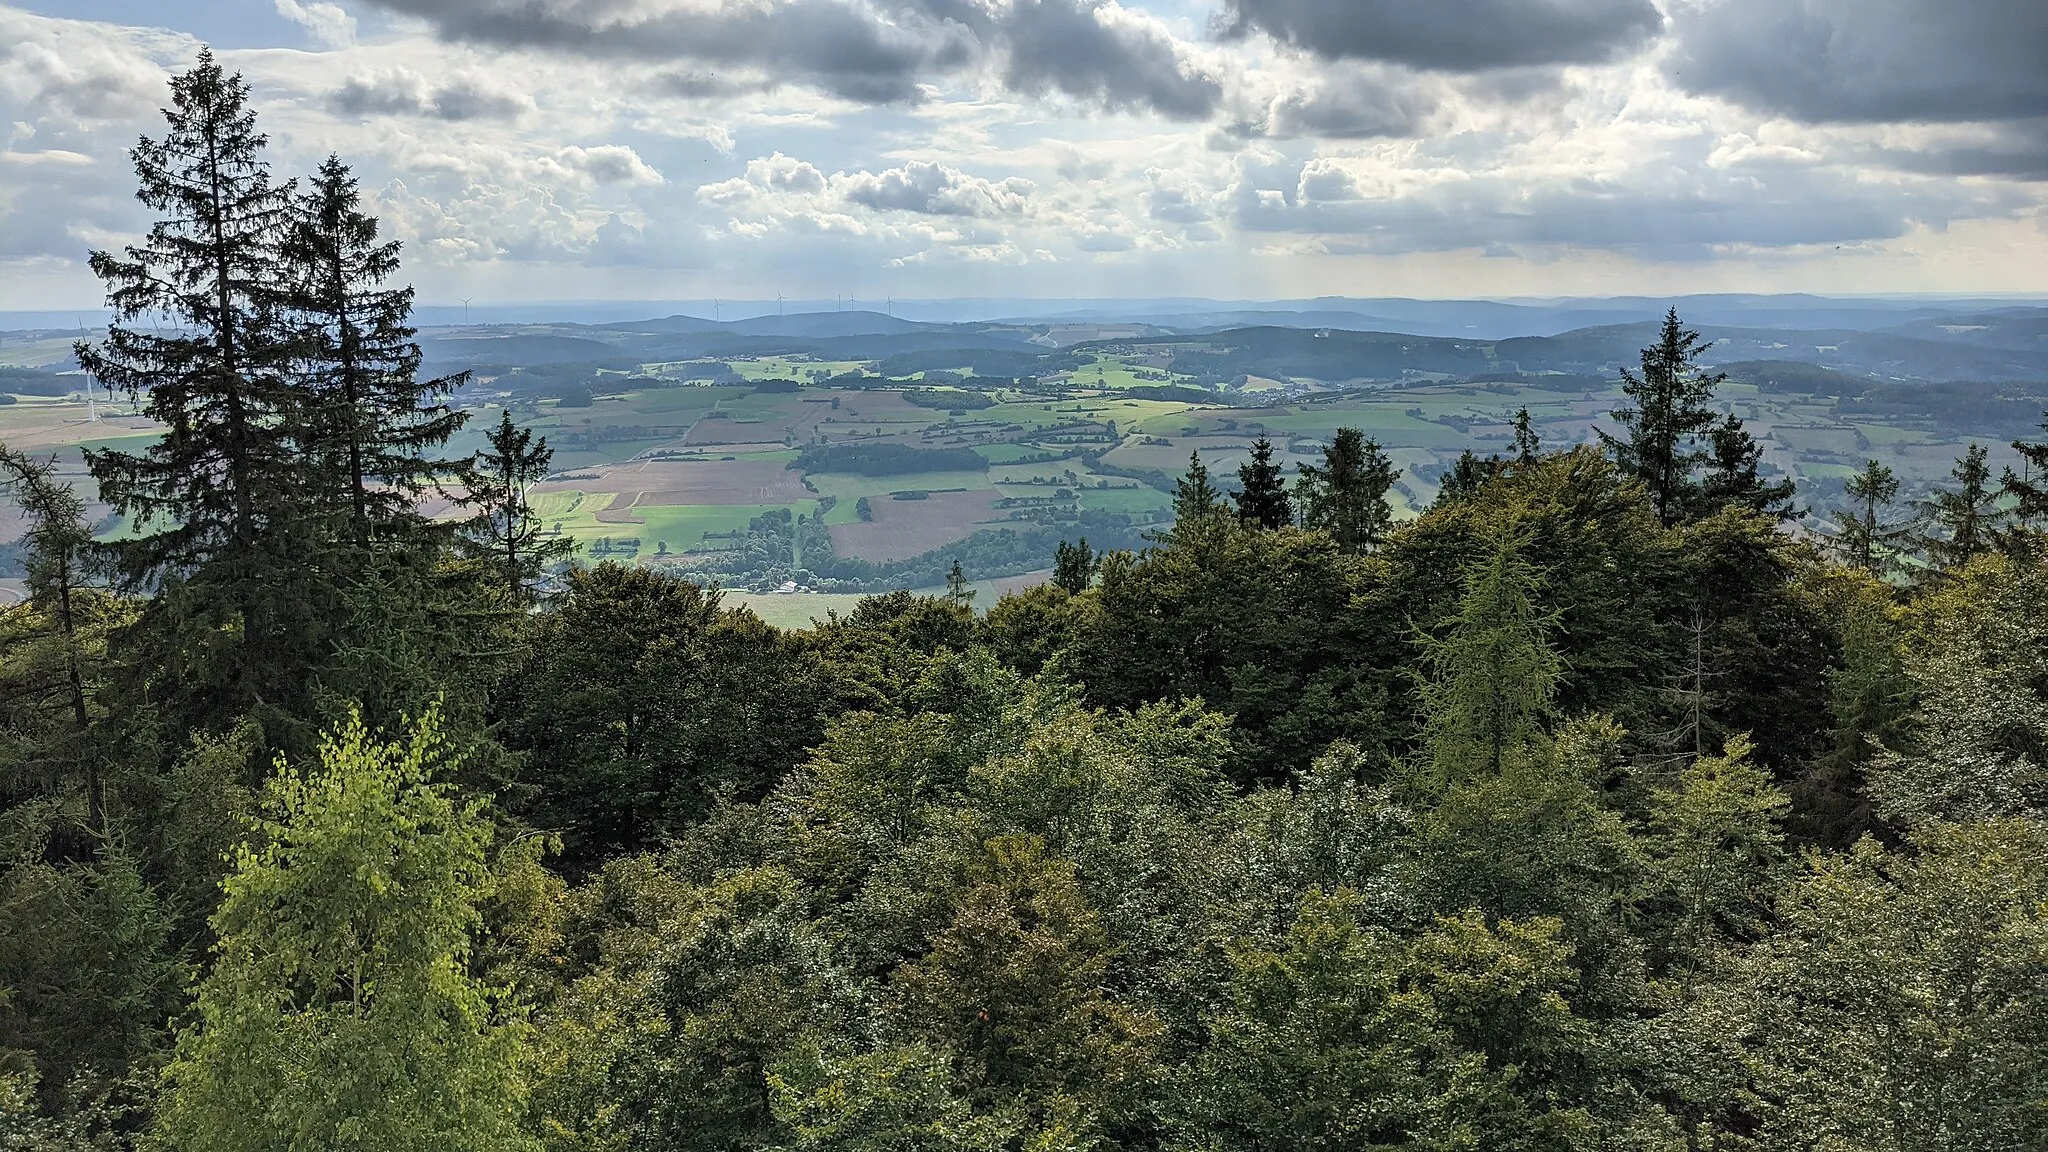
[3,0,2045,309]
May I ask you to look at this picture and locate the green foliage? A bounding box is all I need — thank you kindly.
[1296,428,1399,553]
[1598,309,1725,527]
[1171,450,1223,523]
[157,708,532,1152]
[1050,538,1096,594]
[499,563,834,870]
[1920,443,2002,572]
[792,444,988,477]
[1869,557,2048,827]
[1705,820,2048,1152]
[1833,457,1916,577]
[282,155,467,544]
[464,411,574,600]
[1413,530,1562,782]
[1232,437,1291,530]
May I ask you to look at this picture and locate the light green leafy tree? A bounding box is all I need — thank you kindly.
[1869,558,2048,828]
[1642,734,1790,986]
[1724,820,2048,1151]
[156,708,535,1152]
[1413,529,1563,784]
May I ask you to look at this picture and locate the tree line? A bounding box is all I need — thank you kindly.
[4,52,2048,1152]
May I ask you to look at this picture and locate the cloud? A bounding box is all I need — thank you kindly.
[0,9,177,124]
[328,69,533,121]
[1234,65,1437,139]
[699,154,1032,219]
[987,0,1221,119]
[357,0,1222,116]
[1221,0,1664,71]
[839,161,1034,217]
[1667,0,2048,126]
[274,0,358,48]
[1229,149,2026,257]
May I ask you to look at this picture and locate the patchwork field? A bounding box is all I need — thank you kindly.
[828,489,1004,562]
[6,336,2044,590]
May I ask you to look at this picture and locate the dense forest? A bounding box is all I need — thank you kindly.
[6,53,2048,1152]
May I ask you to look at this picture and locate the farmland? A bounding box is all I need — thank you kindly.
[7,304,2048,595]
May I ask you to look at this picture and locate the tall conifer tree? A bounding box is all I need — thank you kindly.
[1296,428,1399,553]
[463,411,570,599]
[1233,437,1292,529]
[74,50,325,717]
[1920,444,2001,572]
[283,156,465,546]
[1703,413,1796,520]
[1834,459,1915,577]
[1600,309,1723,526]
[1174,450,1223,522]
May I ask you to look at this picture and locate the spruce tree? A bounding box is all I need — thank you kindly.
[1511,408,1540,467]
[1233,436,1292,529]
[2004,417,2048,537]
[1920,444,2001,572]
[945,559,976,605]
[1052,538,1097,594]
[1703,413,1796,520]
[462,411,570,600]
[73,49,325,717]
[1296,428,1399,553]
[76,50,298,583]
[0,446,103,828]
[1834,459,1915,577]
[1599,309,1723,526]
[283,156,466,546]
[1174,449,1223,521]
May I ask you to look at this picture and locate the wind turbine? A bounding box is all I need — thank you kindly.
[885,295,893,318]
[713,297,723,322]
[776,291,785,318]
[460,297,472,325]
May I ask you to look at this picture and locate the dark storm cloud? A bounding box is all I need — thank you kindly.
[360,0,1223,116]
[993,0,1221,119]
[1220,0,1664,71]
[1668,0,2048,126]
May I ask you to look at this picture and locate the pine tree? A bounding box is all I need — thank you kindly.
[462,411,570,599]
[1599,309,1723,526]
[282,156,466,546]
[1296,428,1399,553]
[1174,450,1223,522]
[1834,459,1916,577]
[1233,436,1292,529]
[156,709,534,1152]
[75,50,299,585]
[1052,538,1097,594]
[1433,450,1496,506]
[1920,444,2001,572]
[1703,413,1796,520]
